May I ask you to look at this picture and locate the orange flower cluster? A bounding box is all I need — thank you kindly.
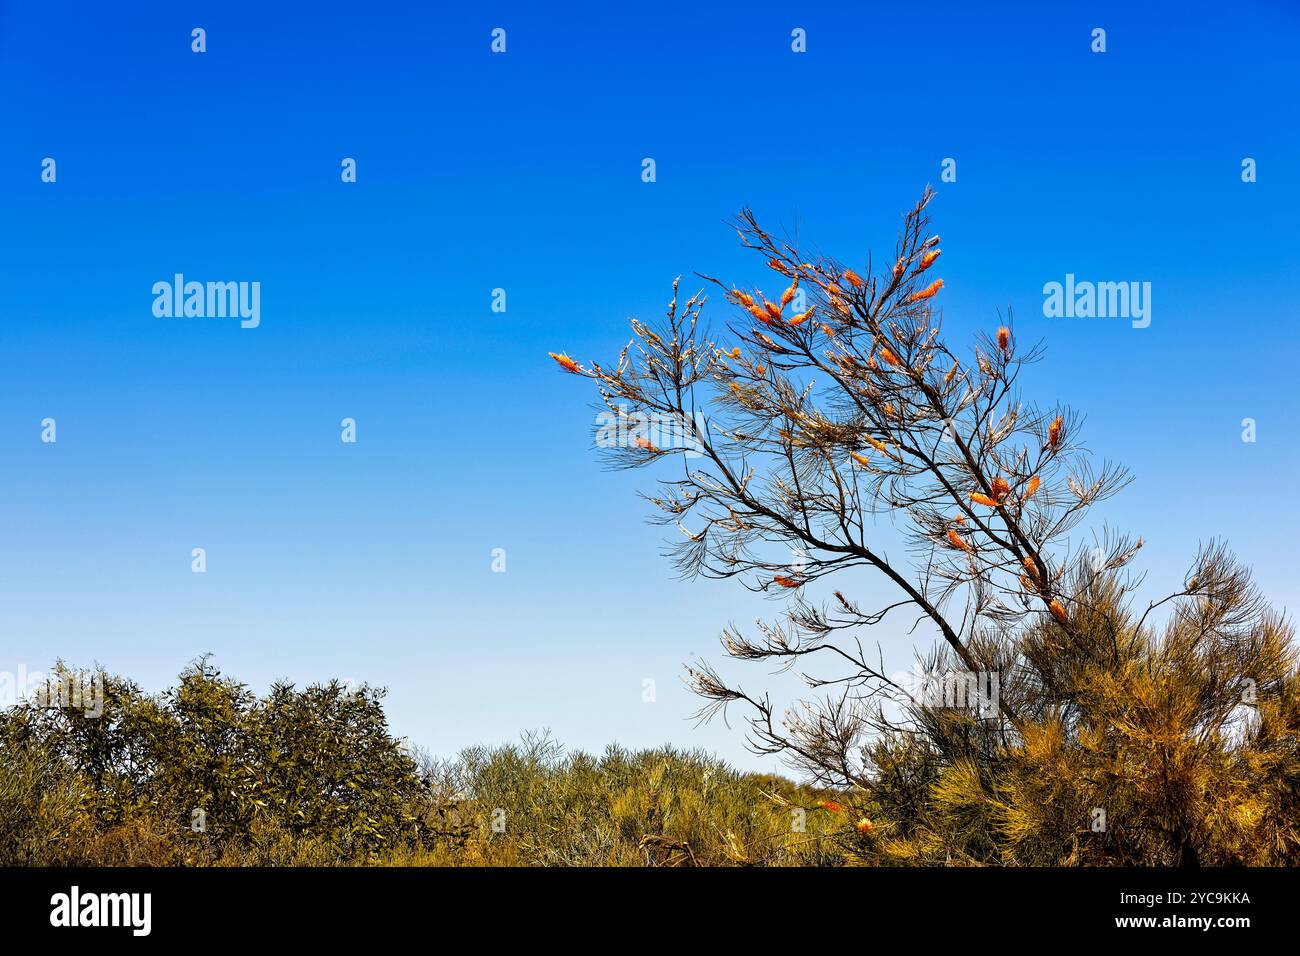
[947,528,973,553]
[732,289,767,324]
[1024,475,1041,500]
[1049,600,1069,624]
[908,278,943,303]
[854,818,874,834]
[842,268,865,288]
[773,575,803,589]
[971,477,1010,508]
[997,326,1011,354]
[1048,416,1064,451]
[918,249,941,272]
[549,352,581,374]
[734,279,802,327]
[818,800,846,813]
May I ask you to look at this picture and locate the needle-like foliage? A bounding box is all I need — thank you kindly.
[554,191,1300,865]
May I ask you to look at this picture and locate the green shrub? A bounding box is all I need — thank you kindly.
[0,659,427,864]
[0,664,856,866]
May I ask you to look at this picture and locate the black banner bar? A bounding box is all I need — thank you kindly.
[0,866,1280,941]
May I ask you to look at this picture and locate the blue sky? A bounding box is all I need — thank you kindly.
[1,0,1297,771]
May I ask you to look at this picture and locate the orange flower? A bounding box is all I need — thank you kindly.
[970,492,999,507]
[732,289,756,308]
[918,249,941,272]
[767,257,790,275]
[773,575,803,589]
[947,529,973,553]
[727,347,742,359]
[908,279,944,303]
[754,365,766,376]
[549,352,581,374]
[991,477,1009,501]
[788,306,815,326]
[780,279,799,308]
[851,452,871,467]
[1048,416,1064,451]
[997,326,1011,354]
[944,362,959,384]
[747,303,772,324]
[818,800,845,813]
[892,258,906,279]
[842,268,865,288]
[866,436,888,454]
[854,817,874,834]
[764,300,784,322]
[879,347,903,367]
[1049,600,1068,624]
[633,436,660,453]
[1024,475,1041,500]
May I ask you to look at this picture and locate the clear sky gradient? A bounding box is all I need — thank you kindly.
[2,0,1297,771]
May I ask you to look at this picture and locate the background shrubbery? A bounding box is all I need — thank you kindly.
[0,661,847,866]
[4,640,1297,866]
